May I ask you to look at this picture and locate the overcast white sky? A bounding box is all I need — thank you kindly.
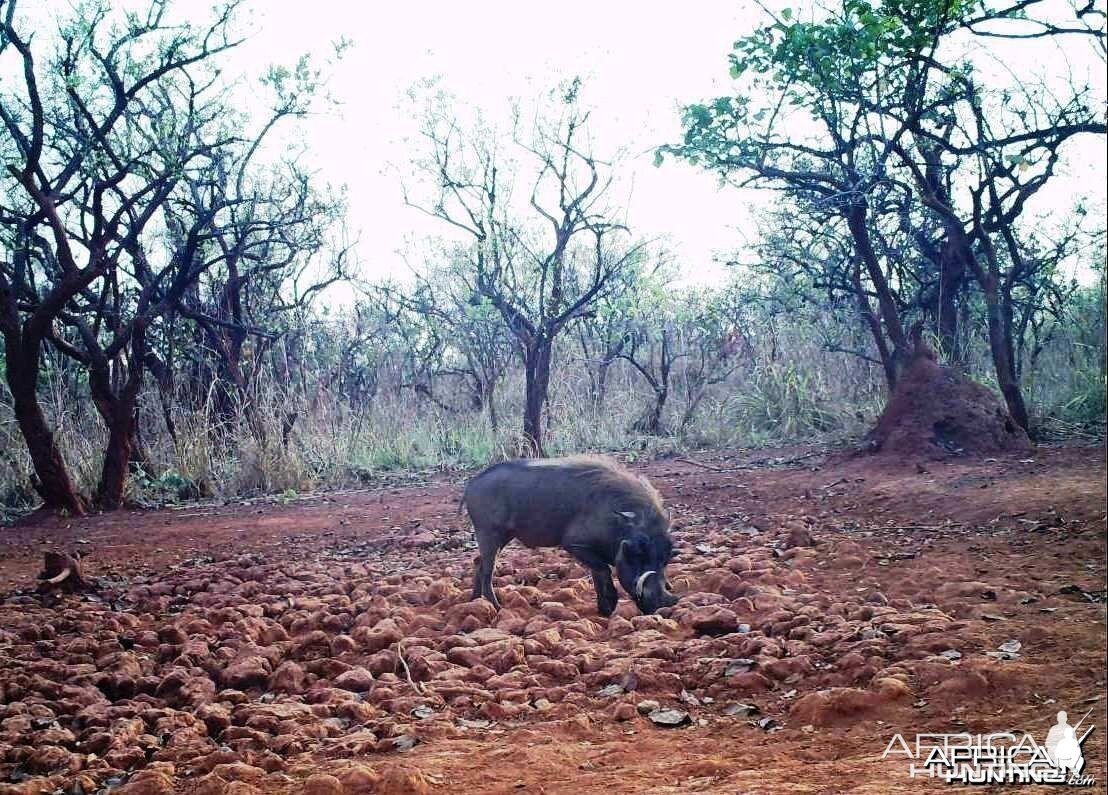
[224,0,794,287]
[10,1,1108,290]
[227,0,1105,289]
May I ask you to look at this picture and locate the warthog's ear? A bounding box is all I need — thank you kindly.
[614,511,637,530]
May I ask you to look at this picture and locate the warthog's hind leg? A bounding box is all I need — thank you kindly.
[473,529,504,609]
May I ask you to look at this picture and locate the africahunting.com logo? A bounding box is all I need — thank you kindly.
[883,707,1097,786]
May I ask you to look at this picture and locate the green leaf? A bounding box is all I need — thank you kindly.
[653,150,665,167]
[781,7,793,20]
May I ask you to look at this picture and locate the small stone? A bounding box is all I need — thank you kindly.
[618,672,639,692]
[722,703,759,717]
[679,690,701,706]
[378,766,432,795]
[269,661,306,693]
[648,708,690,727]
[457,718,492,730]
[636,699,660,715]
[724,658,755,676]
[383,734,418,752]
[784,525,814,549]
[220,656,270,690]
[939,649,962,660]
[115,772,175,795]
[336,764,381,794]
[684,605,739,636]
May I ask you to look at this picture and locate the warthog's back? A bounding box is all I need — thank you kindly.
[463,456,662,547]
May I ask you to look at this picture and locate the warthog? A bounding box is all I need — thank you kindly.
[461,455,679,616]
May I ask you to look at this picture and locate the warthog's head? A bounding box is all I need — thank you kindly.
[613,514,678,615]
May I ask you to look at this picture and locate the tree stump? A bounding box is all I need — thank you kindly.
[36,551,93,592]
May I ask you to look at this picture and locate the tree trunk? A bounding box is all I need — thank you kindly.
[129,418,152,477]
[96,405,135,511]
[91,327,148,511]
[956,229,1031,433]
[639,387,668,435]
[845,207,910,383]
[679,388,708,432]
[522,341,552,456]
[850,257,898,389]
[485,382,499,432]
[3,339,86,515]
[979,275,1030,432]
[937,237,966,365]
[595,358,614,411]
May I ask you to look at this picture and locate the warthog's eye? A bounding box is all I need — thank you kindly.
[618,534,651,562]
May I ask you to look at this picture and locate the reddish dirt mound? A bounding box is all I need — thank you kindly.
[866,351,1031,459]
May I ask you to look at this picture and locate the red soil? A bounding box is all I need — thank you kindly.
[0,443,1104,794]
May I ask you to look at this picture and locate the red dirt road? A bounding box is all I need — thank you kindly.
[0,444,1105,794]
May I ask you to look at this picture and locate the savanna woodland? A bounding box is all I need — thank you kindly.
[0,0,1105,793]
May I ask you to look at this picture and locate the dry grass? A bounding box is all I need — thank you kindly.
[0,304,1103,515]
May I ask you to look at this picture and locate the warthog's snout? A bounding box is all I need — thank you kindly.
[632,570,679,613]
[617,534,677,615]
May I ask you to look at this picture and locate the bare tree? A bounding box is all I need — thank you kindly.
[165,57,349,438]
[406,82,646,454]
[374,262,514,429]
[675,289,750,432]
[0,0,243,511]
[0,0,347,510]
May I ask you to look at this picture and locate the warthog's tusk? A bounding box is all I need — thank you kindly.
[634,570,657,599]
[45,568,71,585]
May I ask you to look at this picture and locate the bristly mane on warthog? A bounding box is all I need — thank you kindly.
[461,455,679,616]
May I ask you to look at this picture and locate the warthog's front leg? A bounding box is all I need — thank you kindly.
[590,567,619,617]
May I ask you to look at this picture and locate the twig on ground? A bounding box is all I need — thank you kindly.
[396,638,425,695]
[677,449,827,473]
[675,457,729,472]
